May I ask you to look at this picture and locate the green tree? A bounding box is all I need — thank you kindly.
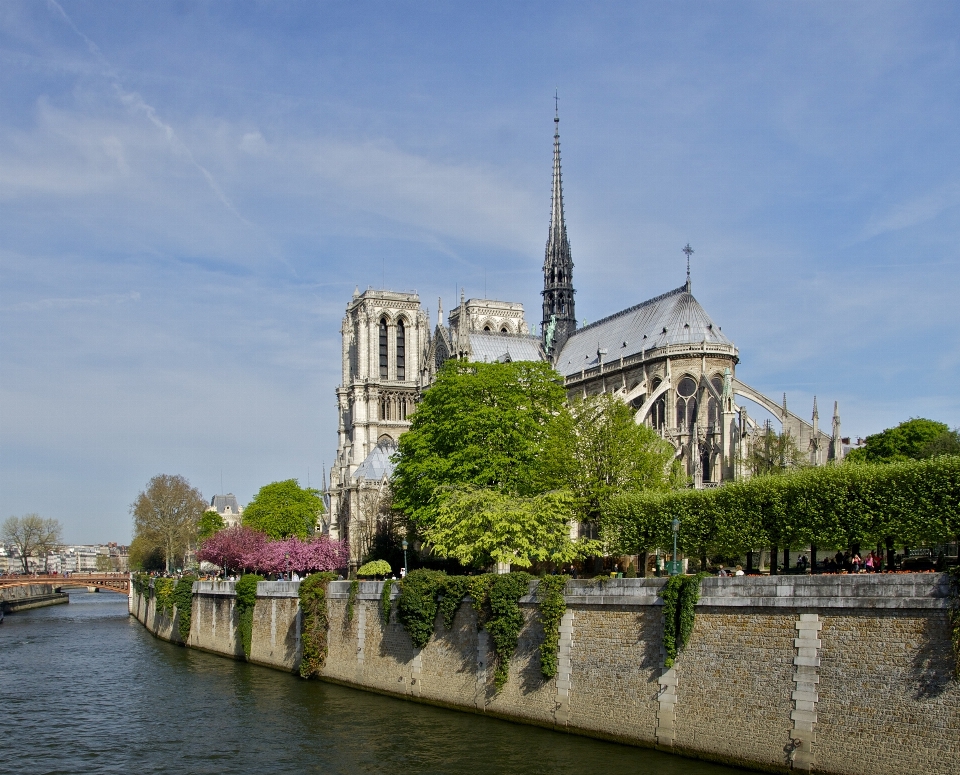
[198,509,226,541]
[242,479,323,539]
[747,424,806,476]
[424,487,600,570]
[538,393,681,523]
[128,534,166,572]
[131,474,207,573]
[392,360,568,528]
[846,418,951,464]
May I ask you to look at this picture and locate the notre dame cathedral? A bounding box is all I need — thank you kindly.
[326,111,844,561]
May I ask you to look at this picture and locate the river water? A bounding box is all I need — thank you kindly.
[1,592,750,775]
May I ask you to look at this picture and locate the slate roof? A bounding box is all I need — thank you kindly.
[211,494,241,513]
[465,332,545,364]
[554,284,733,377]
[354,438,398,481]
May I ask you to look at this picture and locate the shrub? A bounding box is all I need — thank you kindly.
[172,575,197,642]
[235,573,263,659]
[153,577,176,617]
[298,572,338,678]
[357,559,393,577]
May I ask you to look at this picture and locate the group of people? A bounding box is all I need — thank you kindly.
[821,550,885,574]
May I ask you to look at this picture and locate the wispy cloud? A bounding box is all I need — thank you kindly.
[862,182,960,240]
[7,291,140,312]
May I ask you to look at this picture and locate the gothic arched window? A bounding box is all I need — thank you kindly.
[396,320,406,381]
[708,376,723,427]
[650,377,665,431]
[676,376,697,428]
[379,319,388,380]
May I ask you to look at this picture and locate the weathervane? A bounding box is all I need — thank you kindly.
[683,243,694,289]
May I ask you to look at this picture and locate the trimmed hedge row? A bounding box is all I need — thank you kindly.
[603,457,960,556]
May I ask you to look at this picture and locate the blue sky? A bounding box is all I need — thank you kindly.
[3,1,960,543]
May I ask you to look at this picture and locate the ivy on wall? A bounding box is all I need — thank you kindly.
[381,580,396,624]
[950,566,960,679]
[154,577,176,617]
[172,575,197,643]
[132,573,150,597]
[536,575,569,679]
[299,572,338,678]
[346,579,359,622]
[235,574,263,660]
[661,573,707,668]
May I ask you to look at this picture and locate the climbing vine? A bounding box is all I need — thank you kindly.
[536,575,569,679]
[397,569,447,648]
[346,579,359,622]
[172,575,197,642]
[154,577,176,617]
[437,576,470,629]
[298,571,338,678]
[235,573,263,660]
[661,573,707,668]
[132,573,150,597]
[381,579,396,624]
[949,566,960,679]
[485,572,533,690]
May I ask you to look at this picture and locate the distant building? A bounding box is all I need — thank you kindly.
[209,494,243,528]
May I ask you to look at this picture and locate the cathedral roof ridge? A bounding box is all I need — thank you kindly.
[574,283,689,334]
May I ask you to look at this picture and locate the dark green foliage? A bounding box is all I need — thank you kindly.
[392,360,568,528]
[381,579,396,624]
[198,510,226,541]
[847,418,953,463]
[536,575,569,679]
[661,573,706,668]
[132,572,150,596]
[153,577,176,617]
[437,576,470,629]
[624,562,637,578]
[486,572,533,690]
[467,574,497,630]
[242,479,324,539]
[346,579,359,622]
[172,575,197,642]
[298,572,338,678]
[950,566,960,679]
[397,569,448,649]
[605,457,960,557]
[235,573,263,660]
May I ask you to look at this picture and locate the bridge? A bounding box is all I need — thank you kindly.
[0,574,129,595]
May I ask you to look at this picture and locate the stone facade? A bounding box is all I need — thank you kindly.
[133,574,960,775]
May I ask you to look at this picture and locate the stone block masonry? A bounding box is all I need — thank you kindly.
[131,575,960,775]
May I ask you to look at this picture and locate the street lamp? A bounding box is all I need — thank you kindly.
[671,518,680,576]
[402,539,408,578]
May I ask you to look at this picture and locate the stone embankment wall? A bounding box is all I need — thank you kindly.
[130,575,960,775]
[0,583,69,611]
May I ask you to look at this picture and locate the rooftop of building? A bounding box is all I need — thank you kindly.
[555,283,734,377]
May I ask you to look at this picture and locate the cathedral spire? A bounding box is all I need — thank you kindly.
[542,102,576,357]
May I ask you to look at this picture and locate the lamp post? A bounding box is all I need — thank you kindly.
[402,539,408,578]
[671,518,680,576]
[285,552,290,581]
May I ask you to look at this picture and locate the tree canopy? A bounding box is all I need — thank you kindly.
[198,509,226,541]
[392,360,568,527]
[538,393,681,522]
[241,479,324,539]
[1,514,63,573]
[425,487,600,569]
[846,418,958,463]
[131,474,207,573]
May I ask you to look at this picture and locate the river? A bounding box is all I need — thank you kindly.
[0,591,751,775]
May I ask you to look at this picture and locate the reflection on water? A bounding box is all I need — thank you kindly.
[0,592,750,775]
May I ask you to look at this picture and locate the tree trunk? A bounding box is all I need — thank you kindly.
[885,536,895,571]
[783,546,790,573]
[640,551,649,578]
[770,545,779,576]
[746,551,754,573]
[811,545,818,574]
